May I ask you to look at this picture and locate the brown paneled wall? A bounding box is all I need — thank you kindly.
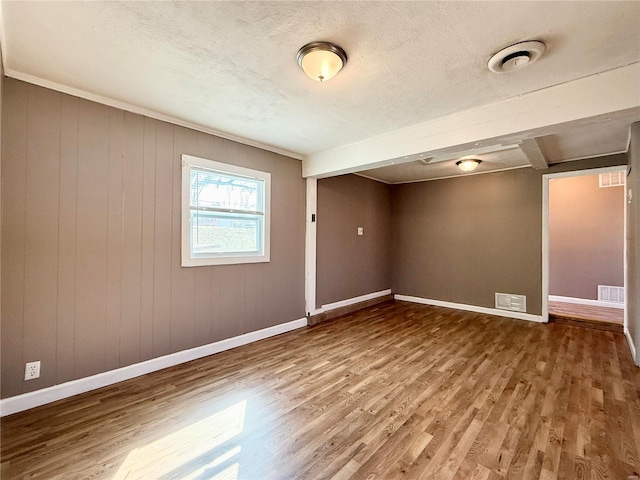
[316,175,392,308]
[549,174,624,300]
[1,79,305,398]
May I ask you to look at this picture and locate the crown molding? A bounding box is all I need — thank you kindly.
[4,69,304,161]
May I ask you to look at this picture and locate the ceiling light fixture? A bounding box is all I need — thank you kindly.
[297,42,347,82]
[456,158,481,172]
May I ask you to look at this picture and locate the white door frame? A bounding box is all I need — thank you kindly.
[542,166,628,330]
[304,177,319,317]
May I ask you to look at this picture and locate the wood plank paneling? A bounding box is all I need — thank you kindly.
[1,302,639,479]
[56,95,79,384]
[170,126,196,353]
[1,79,28,398]
[75,100,111,379]
[215,265,246,340]
[244,264,263,333]
[120,112,144,367]
[269,162,306,323]
[152,121,173,358]
[140,117,157,362]
[105,108,125,372]
[22,85,61,392]
[1,78,305,397]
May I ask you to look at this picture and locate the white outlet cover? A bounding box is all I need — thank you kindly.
[25,361,41,380]
[357,227,364,236]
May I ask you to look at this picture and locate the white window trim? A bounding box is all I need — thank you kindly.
[181,154,271,267]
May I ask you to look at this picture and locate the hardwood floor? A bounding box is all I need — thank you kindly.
[548,301,625,334]
[2,300,639,479]
[548,301,624,325]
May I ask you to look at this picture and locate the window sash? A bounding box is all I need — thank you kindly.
[189,209,264,257]
[190,205,264,216]
[189,166,264,213]
[182,154,270,267]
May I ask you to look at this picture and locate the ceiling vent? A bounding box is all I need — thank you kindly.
[488,41,546,73]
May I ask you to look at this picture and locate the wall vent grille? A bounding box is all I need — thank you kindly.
[599,171,625,188]
[495,293,527,312]
[598,285,624,303]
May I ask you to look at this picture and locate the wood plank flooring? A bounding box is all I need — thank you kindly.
[548,301,625,334]
[2,300,639,480]
[548,301,624,325]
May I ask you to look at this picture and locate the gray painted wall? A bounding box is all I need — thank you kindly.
[549,174,624,300]
[316,174,392,307]
[0,61,3,378]
[392,167,543,313]
[628,123,640,365]
[391,154,628,316]
[1,79,306,398]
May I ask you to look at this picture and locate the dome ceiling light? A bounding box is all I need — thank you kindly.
[456,158,482,172]
[488,40,546,73]
[297,42,347,82]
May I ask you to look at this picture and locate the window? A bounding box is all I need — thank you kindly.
[182,154,270,266]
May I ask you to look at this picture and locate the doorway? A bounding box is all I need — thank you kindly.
[542,167,627,332]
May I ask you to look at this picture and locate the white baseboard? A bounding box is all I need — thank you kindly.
[0,317,307,417]
[395,294,545,323]
[548,295,624,310]
[319,289,392,313]
[624,326,638,366]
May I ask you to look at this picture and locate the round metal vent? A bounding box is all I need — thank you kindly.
[488,40,546,73]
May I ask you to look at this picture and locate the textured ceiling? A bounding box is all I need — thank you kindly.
[2,1,640,179]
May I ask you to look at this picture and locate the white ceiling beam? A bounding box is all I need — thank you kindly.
[302,63,640,178]
[427,143,520,164]
[519,139,548,170]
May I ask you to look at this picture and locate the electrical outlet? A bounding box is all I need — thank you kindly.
[25,361,40,380]
[357,227,364,236]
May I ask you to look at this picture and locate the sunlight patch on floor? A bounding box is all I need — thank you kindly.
[181,446,242,480]
[112,400,246,480]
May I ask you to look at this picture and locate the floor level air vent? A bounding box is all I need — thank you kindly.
[495,293,527,312]
[598,285,624,303]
